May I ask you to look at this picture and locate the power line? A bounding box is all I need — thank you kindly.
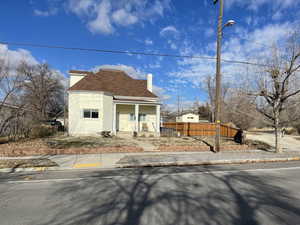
[0,41,269,67]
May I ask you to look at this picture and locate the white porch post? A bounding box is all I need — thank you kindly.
[112,103,116,135]
[135,104,139,132]
[156,104,160,134]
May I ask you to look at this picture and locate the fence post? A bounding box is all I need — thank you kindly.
[183,123,188,136]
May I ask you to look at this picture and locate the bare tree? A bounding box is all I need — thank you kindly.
[246,33,300,153]
[19,62,65,121]
[0,59,26,137]
[203,74,230,122]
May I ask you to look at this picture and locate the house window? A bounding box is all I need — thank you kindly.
[139,114,146,121]
[187,117,194,119]
[83,109,99,118]
[129,113,136,121]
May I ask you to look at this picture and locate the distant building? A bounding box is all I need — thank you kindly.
[176,113,199,123]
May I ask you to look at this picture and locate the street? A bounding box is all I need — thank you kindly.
[1,162,300,225]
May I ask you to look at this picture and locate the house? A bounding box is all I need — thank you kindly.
[68,69,161,136]
[176,113,199,123]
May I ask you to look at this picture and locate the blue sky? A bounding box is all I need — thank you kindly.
[1,0,299,110]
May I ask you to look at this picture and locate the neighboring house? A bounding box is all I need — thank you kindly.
[68,69,160,136]
[176,113,199,123]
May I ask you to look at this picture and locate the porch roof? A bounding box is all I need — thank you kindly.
[113,98,160,105]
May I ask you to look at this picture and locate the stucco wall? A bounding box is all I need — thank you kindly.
[68,91,104,135]
[102,94,113,131]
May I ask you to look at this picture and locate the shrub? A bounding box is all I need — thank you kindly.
[294,124,300,135]
[29,125,55,139]
[285,127,298,135]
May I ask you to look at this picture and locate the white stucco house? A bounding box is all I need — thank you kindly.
[68,69,160,136]
[176,113,199,123]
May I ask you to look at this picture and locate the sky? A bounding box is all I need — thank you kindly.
[0,0,299,110]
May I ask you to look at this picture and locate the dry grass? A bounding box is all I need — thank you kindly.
[244,139,273,151]
[45,136,137,149]
[137,137,206,146]
[197,136,239,146]
[0,158,58,169]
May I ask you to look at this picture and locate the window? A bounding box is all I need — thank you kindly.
[139,114,146,121]
[83,109,99,118]
[130,113,146,121]
[187,117,194,119]
[129,113,135,121]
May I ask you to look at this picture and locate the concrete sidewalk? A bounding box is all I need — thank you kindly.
[1,150,300,172]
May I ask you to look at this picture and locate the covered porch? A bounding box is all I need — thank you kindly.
[112,99,160,136]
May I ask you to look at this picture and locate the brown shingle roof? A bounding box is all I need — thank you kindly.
[69,69,157,98]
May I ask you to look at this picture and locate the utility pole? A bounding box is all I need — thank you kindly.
[214,0,223,152]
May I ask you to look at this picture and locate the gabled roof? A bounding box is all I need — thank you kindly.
[69,69,157,98]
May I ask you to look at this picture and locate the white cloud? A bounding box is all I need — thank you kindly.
[0,44,68,88]
[148,61,161,69]
[34,8,58,17]
[0,44,38,67]
[170,22,295,89]
[68,0,171,35]
[225,0,298,11]
[153,85,171,101]
[272,11,283,21]
[167,40,177,50]
[112,9,138,26]
[160,26,179,37]
[145,38,153,45]
[88,0,114,34]
[92,64,146,79]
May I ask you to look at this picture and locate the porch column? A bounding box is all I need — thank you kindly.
[112,103,116,135]
[156,105,160,133]
[135,104,139,132]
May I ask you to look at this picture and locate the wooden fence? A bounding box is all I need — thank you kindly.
[162,122,239,138]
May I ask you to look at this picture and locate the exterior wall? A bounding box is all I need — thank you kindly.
[68,91,106,135]
[176,113,199,123]
[116,105,135,132]
[102,94,113,131]
[69,74,85,87]
[116,104,157,132]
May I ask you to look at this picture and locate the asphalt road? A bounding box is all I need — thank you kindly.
[1,162,300,225]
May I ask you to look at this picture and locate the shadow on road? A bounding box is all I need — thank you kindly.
[39,166,300,225]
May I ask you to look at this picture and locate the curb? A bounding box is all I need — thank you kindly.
[117,157,300,168]
[1,156,300,173]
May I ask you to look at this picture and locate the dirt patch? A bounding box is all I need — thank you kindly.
[0,158,58,169]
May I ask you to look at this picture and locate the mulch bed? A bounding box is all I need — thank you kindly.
[0,159,58,169]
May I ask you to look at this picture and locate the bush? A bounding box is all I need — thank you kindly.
[294,124,300,135]
[29,125,56,139]
[285,127,298,135]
